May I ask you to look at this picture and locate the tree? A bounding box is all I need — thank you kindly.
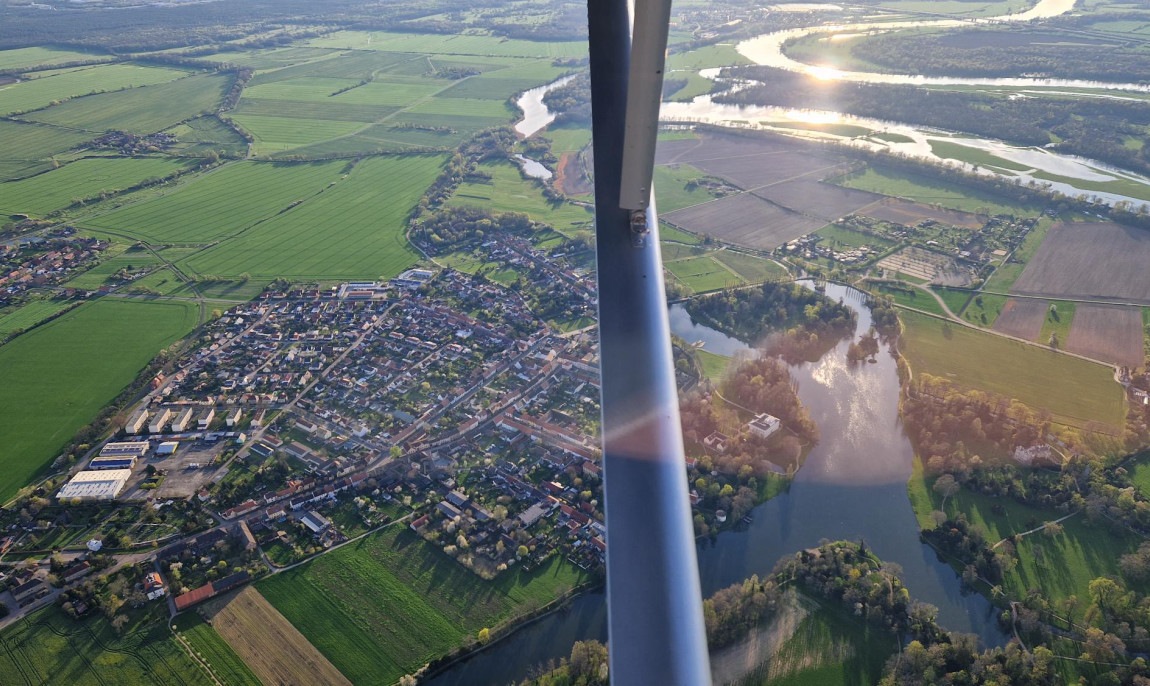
[517,545,529,558]
[933,474,960,510]
[478,627,491,644]
[1043,520,1064,538]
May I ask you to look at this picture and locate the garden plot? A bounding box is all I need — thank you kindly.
[877,246,973,286]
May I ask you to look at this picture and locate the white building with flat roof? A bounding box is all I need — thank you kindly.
[225,408,242,427]
[748,413,781,440]
[198,408,215,430]
[171,408,194,432]
[126,411,149,435]
[57,470,132,501]
[149,408,172,434]
[99,441,150,458]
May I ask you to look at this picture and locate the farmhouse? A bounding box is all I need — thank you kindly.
[747,413,781,440]
[57,469,132,501]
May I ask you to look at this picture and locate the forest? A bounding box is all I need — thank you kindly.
[849,29,1150,83]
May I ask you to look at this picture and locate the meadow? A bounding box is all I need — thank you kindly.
[908,456,1146,618]
[653,163,721,213]
[83,160,346,243]
[873,282,947,316]
[0,120,95,179]
[0,156,191,217]
[0,63,187,116]
[258,526,590,685]
[230,115,365,154]
[0,298,75,337]
[0,299,198,502]
[0,603,213,686]
[183,154,443,280]
[666,255,744,293]
[838,165,1041,216]
[0,46,104,71]
[305,31,587,58]
[172,612,262,686]
[448,160,594,238]
[19,73,230,134]
[899,310,1126,429]
[711,250,788,283]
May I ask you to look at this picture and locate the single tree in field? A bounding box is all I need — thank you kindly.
[933,474,960,510]
[1043,520,1064,538]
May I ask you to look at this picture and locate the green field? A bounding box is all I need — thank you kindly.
[909,456,1145,616]
[231,114,365,154]
[0,157,192,217]
[0,299,74,337]
[20,73,230,134]
[0,121,96,179]
[184,154,443,280]
[305,31,587,58]
[0,602,212,686]
[0,46,104,71]
[544,124,591,153]
[448,160,594,238]
[0,299,198,501]
[961,292,1009,327]
[84,160,345,243]
[653,163,720,213]
[258,526,590,685]
[838,165,1041,216]
[875,283,946,316]
[737,595,895,686]
[900,310,1125,429]
[1039,301,1076,346]
[438,250,522,285]
[711,250,788,283]
[815,223,894,250]
[931,286,972,316]
[173,613,262,686]
[666,71,717,102]
[1126,452,1150,499]
[666,255,744,293]
[696,348,732,384]
[666,44,751,71]
[0,63,188,116]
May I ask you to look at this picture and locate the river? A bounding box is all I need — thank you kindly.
[427,283,1006,686]
[514,74,576,138]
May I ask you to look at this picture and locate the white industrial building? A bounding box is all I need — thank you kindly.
[126,411,149,434]
[747,413,782,440]
[99,441,150,458]
[57,470,133,501]
[171,408,194,432]
[156,441,179,456]
[149,408,173,434]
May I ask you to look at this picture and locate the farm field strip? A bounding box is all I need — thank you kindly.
[1011,221,1150,304]
[0,120,94,164]
[202,587,349,686]
[991,297,1048,341]
[0,46,106,71]
[173,612,262,686]
[182,155,443,280]
[0,299,74,337]
[304,31,587,58]
[18,73,231,134]
[0,63,188,116]
[1065,304,1145,368]
[0,156,192,217]
[447,159,594,238]
[82,160,346,244]
[666,255,746,293]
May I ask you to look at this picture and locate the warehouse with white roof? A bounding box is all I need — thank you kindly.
[56,470,133,501]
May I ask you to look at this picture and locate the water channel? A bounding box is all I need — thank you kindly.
[514,74,576,138]
[428,283,1007,686]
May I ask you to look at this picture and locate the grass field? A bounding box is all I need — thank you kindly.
[838,165,1041,216]
[20,73,230,134]
[0,299,74,337]
[305,31,587,58]
[0,156,192,217]
[899,310,1125,429]
[201,587,349,686]
[0,120,95,179]
[0,603,213,686]
[544,123,591,152]
[0,63,188,116]
[0,46,104,71]
[696,348,733,384]
[927,140,1031,172]
[230,114,365,154]
[183,155,443,280]
[0,299,198,501]
[173,612,262,686]
[711,250,788,283]
[909,456,1145,617]
[653,163,720,213]
[931,286,972,316]
[875,283,946,316]
[1126,452,1150,499]
[666,71,717,102]
[666,255,744,293]
[438,250,522,285]
[448,159,594,238]
[961,292,1009,327]
[666,43,751,71]
[83,160,345,243]
[258,525,590,685]
[1039,300,1076,346]
[815,223,894,251]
